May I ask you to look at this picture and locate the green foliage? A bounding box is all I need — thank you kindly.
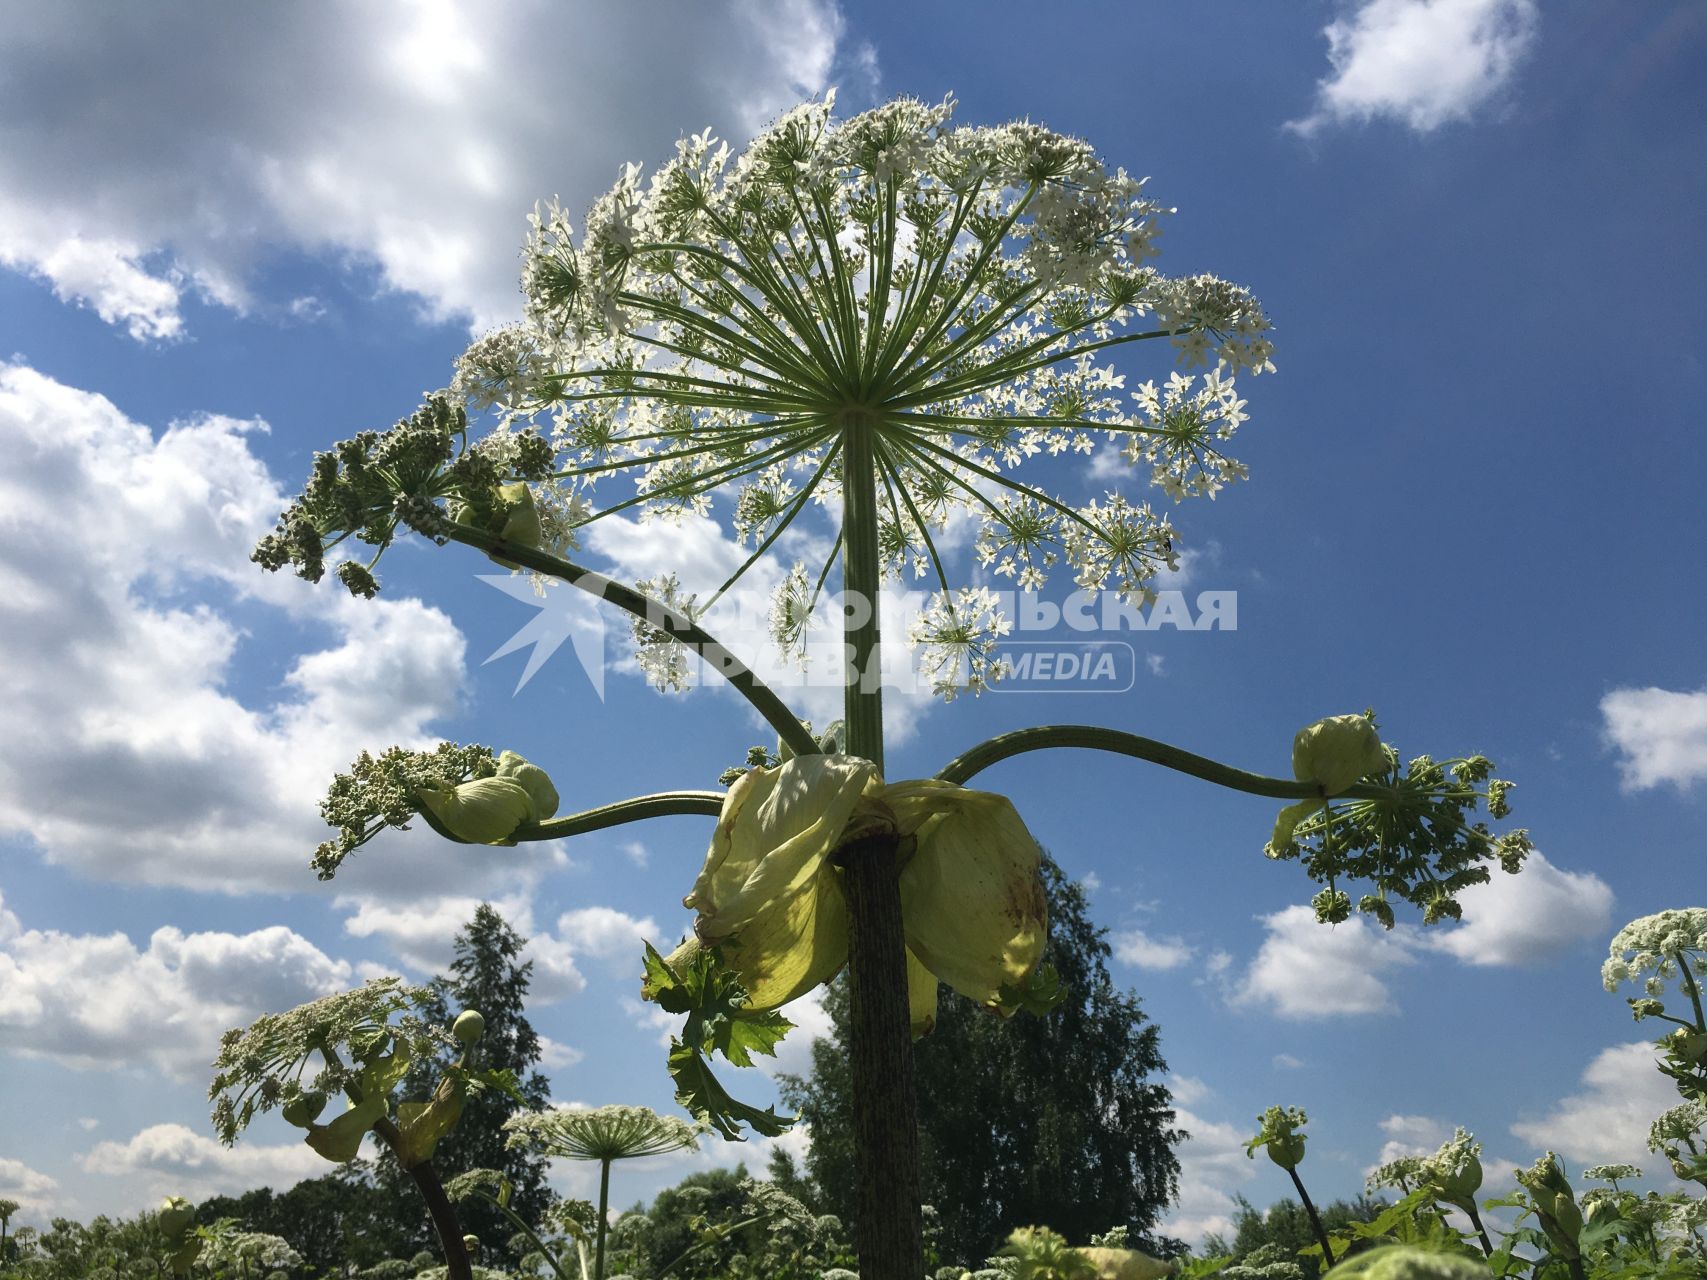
[371,904,556,1271]
[1204,1196,1398,1279]
[1265,735,1529,930]
[311,742,498,879]
[640,942,794,1139]
[782,857,1183,1264]
[599,1167,855,1280]
[251,393,554,598]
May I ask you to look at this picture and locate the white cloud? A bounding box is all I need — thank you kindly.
[338,894,605,1003]
[1113,928,1195,972]
[538,1035,585,1071]
[557,906,659,966]
[0,363,581,900]
[1235,906,1413,1019]
[0,891,352,1077]
[1510,1042,1683,1173]
[1423,851,1613,967]
[1272,1053,1304,1070]
[1370,1112,1450,1171]
[0,1156,59,1214]
[1290,0,1538,136]
[1601,684,1707,791]
[0,1,860,338]
[79,1124,325,1209]
[1165,1104,1260,1244]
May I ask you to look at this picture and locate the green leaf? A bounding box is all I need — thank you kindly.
[304,1093,387,1163]
[643,941,796,1139]
[394,1078,466,1169]
[667,1042,792,1141]
[996,961,1068,1017]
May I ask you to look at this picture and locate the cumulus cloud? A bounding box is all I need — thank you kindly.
[1423,852,1613,967]
[1164,1103,1261,1244]
[1234,905,1414,1018]
[0,890,352,1077]
[1113,928,1195,971]
[557,906,660,965]
[0,1156,59,1214]
[339,894,664,1011]
[0,362,578,899]
[1290,0,1538,136]
[1601,684,1707,791]
[79,1124,325,1209]
[0,1,862,338]
[1510,1041,1684,1173]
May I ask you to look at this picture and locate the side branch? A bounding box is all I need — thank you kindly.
[935,724,1391,800]
[417,791,725,847]
[443,524,820,758]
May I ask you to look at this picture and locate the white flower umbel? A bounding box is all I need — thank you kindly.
[449,92,1273,693]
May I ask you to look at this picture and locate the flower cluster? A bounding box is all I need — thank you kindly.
[312,743,499,879]
[1266,717,1529,929]
[1602,908,1707,1002]
[251,393,559,597]
[437,92,1270,692]
[208,979,446,1145]
[503,1103,701,1163]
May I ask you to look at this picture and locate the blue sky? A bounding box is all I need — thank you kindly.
[2,0,1704,1247]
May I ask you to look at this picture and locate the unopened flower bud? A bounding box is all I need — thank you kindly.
[158,1197,195,1240]
[1293,714,1387,795]
[281,1090,327,1129]
[495,750,560,821]
[453,1009,485,1045]
[420,776,535,843]
[1584,1197,1620,1226]
[488,482,542,570]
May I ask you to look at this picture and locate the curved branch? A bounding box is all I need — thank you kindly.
[417,791,726,848]
[519,791,725,842]
[443,524,820,758]
[934,724,1391,801]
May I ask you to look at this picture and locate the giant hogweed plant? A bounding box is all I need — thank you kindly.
[1233,910,1707,1280]
[246,94,1531,1280]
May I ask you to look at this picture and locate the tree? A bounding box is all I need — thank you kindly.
[781,856,1183,1266]
[373,904,554,1267]
[195,1168,410,1274]
[1204,1195,1393,1277]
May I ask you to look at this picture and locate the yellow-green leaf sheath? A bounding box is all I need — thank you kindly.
[889,780,1047,1008]
[420,776,535,843]
[687,754,878,940]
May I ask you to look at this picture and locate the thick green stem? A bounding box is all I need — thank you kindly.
[837,410,924,1280]
[442,524,818,758]
[936,724,1393,801]
[840,414,885,771]
[372,1118,472,1280]
[1465,1203,1495,1257]
[595,1158,611,1280]
[1286,1166,1335,1269]
[1676,954,1706,1031]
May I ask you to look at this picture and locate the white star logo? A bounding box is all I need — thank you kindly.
[477,574,609,698]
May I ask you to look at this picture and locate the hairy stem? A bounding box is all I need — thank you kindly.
[373,1119,472,1280]
[1465,1203,1495,1257]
